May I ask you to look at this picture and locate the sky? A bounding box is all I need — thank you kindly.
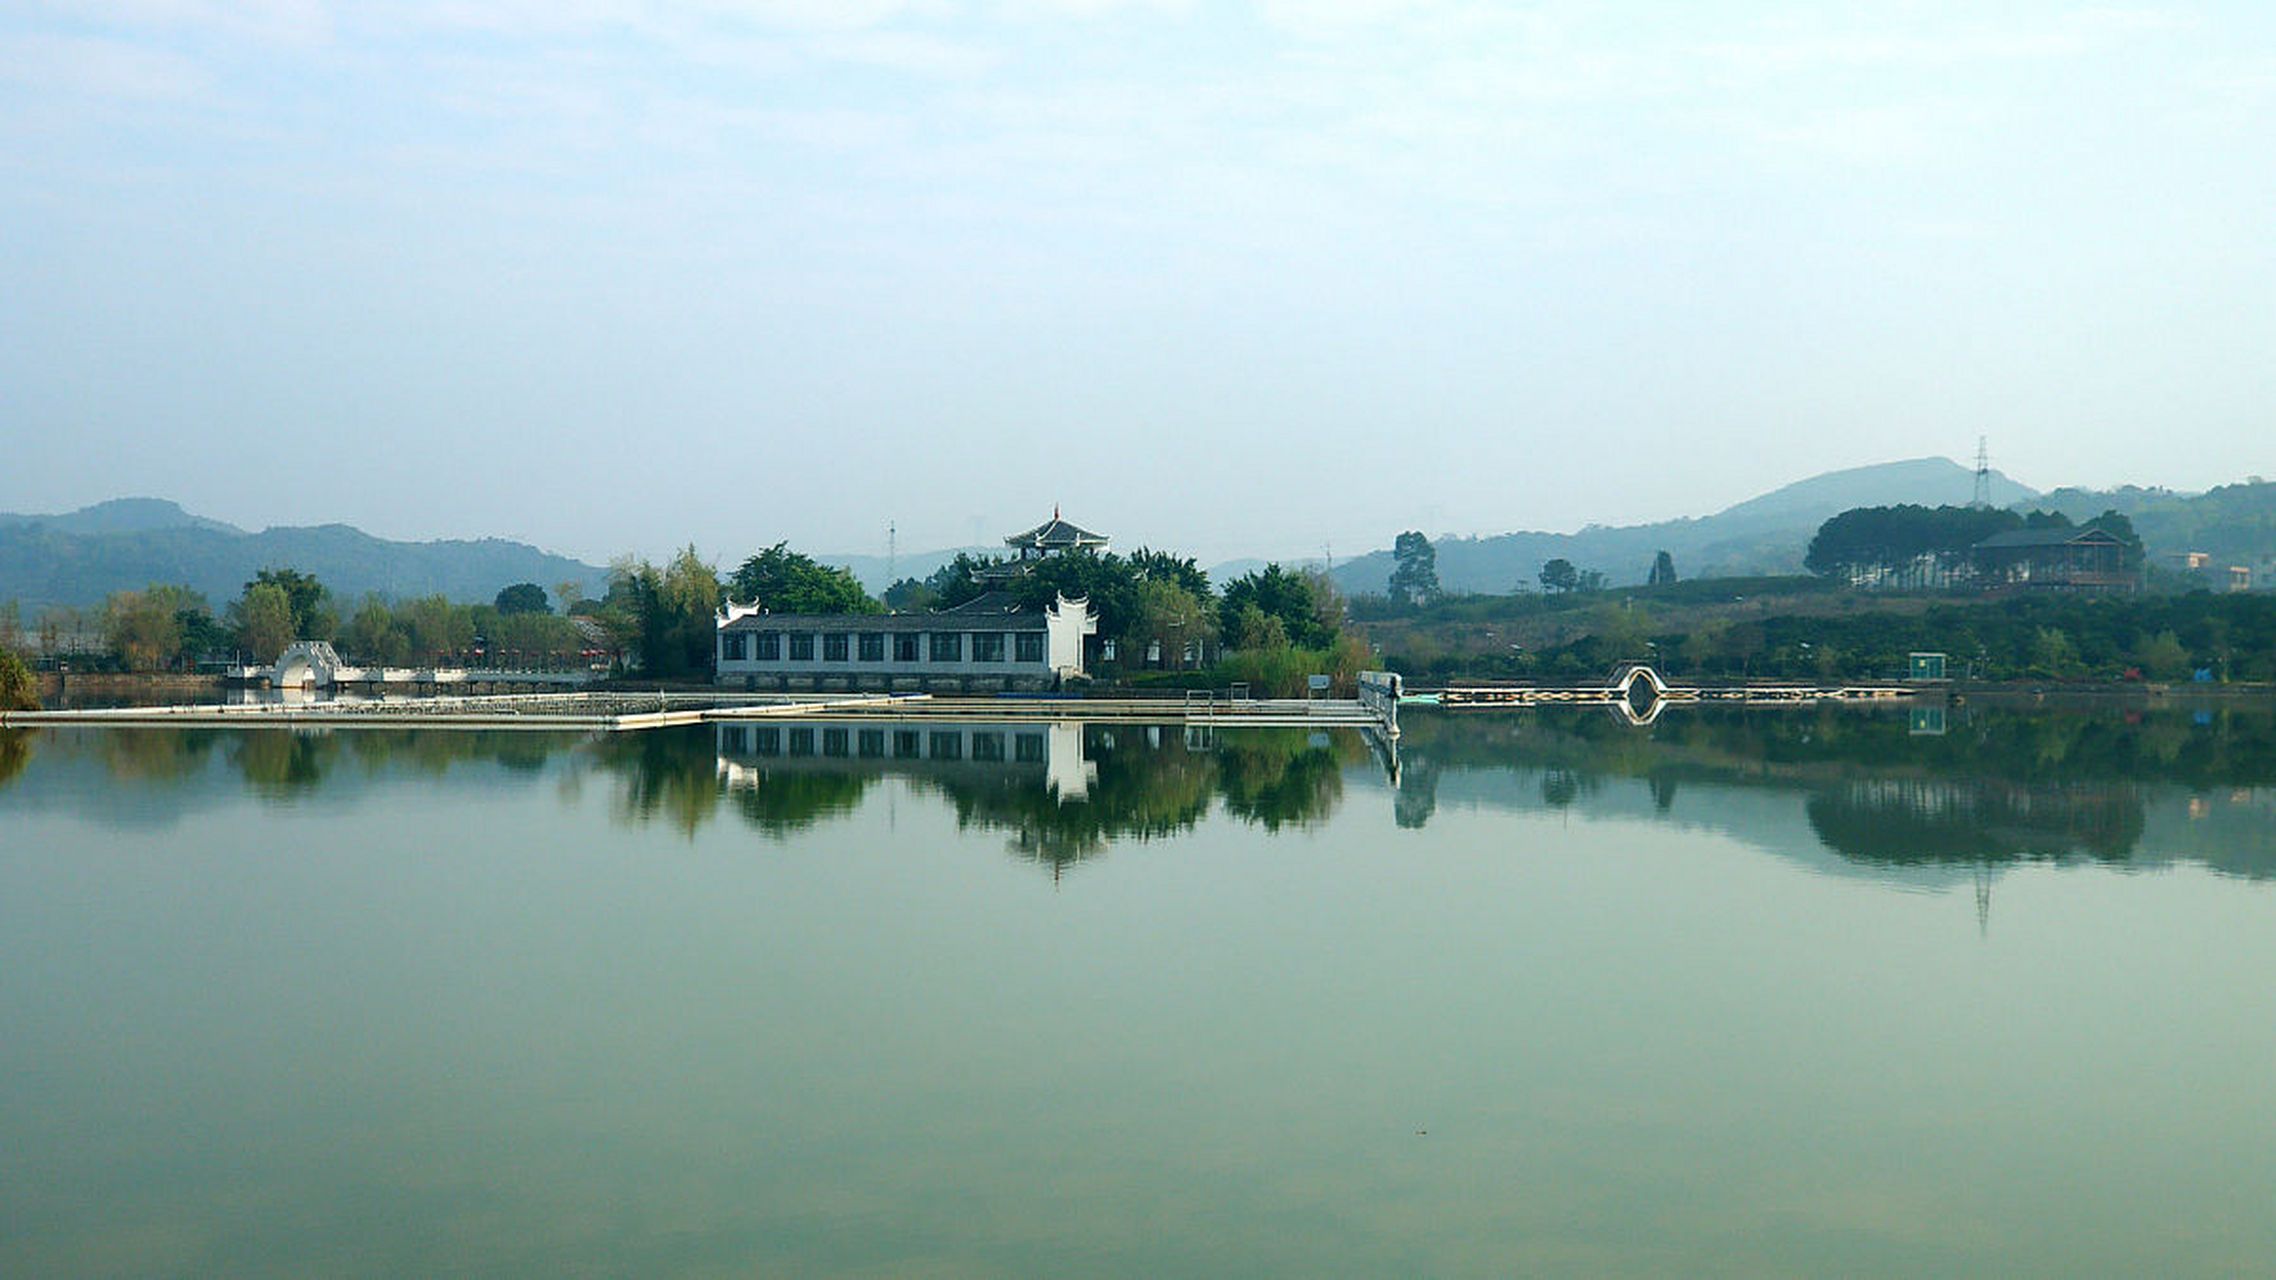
[3,1,2272,566]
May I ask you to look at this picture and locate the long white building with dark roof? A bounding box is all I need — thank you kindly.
[717,510,1109,691]
[716,590,1099,691]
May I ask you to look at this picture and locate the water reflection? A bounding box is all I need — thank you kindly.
[1391,702,2276,880]
[6,704,2275,883]
[701,719,1360,872]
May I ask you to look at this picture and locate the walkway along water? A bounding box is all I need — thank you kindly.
[1,674,1411,737]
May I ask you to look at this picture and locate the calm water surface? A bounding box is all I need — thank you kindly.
[4,705,2275,1277]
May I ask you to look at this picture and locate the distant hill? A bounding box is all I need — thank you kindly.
[817,547,995,596]
[0,500,609,613]
[2030,481,2276,577]
[0,497,243,538]
[1331,457,2039,596]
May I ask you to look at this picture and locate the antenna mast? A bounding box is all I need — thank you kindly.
[1972,437,1993,509]
[887,522,897,585]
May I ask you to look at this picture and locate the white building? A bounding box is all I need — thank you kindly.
[716,591,1098,692]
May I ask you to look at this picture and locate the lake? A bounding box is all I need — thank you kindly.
[4,703,2275,1277]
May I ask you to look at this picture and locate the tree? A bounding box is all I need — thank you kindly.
[1220,564,1332,649]
[1230,603,1289,651]
[1005,550,1143,641]
[618,547,722,678]
[1388,531,1439,606]
[554,580,587,615]
[103,587,196,671]
[248,568,333,640]
[1127,548,1212,598]
[495,583,551,615]
[1539,558,1579,594]
[728,544,880,615]
[1128,579,1215,668]
[0,600,21,656]
[401,594,474,662]
[2134,629,2190,680]
[1648,550,1678,586]
[235,583,295,663]
[346,595,411,666]
[0,649,36,712]
[882,576,939,612]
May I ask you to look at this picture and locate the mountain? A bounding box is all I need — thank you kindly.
[1329,457,2040,596]
[0,501,609,613]
[815,547,995,596]
[0,497,243,538]
[2029,481,2276,576]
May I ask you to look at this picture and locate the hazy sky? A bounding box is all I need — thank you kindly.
[4,1,2272,565]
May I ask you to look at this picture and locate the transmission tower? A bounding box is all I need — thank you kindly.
[1971,437,1993,509]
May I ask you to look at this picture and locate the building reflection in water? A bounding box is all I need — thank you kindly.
[5,703,2272,890]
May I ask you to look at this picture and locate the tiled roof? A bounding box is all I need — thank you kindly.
[1005,516,1108,549]
[720,608,1048,634]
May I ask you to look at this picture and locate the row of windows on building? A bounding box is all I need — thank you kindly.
[721,724,1049,763]
[720,630,1047,664]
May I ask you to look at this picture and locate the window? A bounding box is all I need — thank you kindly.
[858,633,885,662]
[1015,633,1045,664]
[788,727,815,757]
[822,727,849,757]
[823,634,848,662]
[930,632,962,662]
[929,731,962,760]
[722,633,748,661]
[971,731,1005,762]
[753,726,781,756]
[756,631,781,660]
[788,633,814,661]
[1102,637,1117,661]
[1014,733,1046,763]
[892,729,922,759]
[856,729,885,758]
[894,634,922,662]
[972,633,1005,663]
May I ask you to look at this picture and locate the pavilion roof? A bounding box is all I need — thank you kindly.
[1005,511,1109,551]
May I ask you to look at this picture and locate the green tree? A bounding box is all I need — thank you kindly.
[103,586,198,671]
[0,600,21,656]
[1005,550,1143,640]
[494,583,551,615]
[882,576,939,611]
[0,649,37,711]
[400,595,474,662]
[235,583,296,662]
[1648,550,1679,586]
[346,595,412,666]
[619,547,722,678]
[1127,548,1213,598]
[2134,629,2190,680]
[1388,531,1439,605]
[1128,579,1216,668]
[1539,558,1579,593]
[1231,603,1289,651]
[728,544,880,615]
[1220,564,1331,649]
[249,567,334,640]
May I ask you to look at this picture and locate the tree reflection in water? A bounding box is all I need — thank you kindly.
[1391,702,2276,876]
[9,701,2272,883]
[0,730,29,791]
